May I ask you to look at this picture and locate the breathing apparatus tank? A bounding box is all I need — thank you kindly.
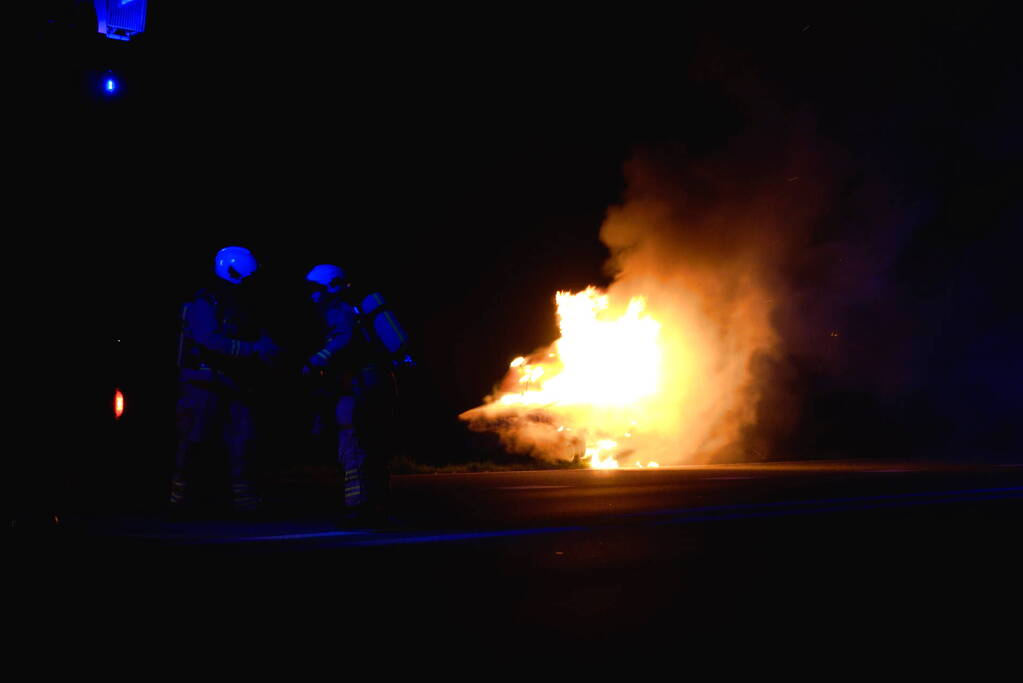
[358,292,410,361]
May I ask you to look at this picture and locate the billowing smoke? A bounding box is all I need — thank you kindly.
[597,148,807,463]
[462,18,1021,465]
[461,113,844,465]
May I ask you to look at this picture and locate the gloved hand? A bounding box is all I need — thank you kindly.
[254,336,280,365]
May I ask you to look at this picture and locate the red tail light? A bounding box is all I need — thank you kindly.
[114,389,125,419]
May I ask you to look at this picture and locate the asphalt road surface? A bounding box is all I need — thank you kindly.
[14,461,1023,648]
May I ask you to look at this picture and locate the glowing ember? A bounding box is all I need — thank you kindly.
[586,439,621,469]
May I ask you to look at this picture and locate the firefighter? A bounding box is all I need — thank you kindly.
[171,246,279,514]
[304,264,409,521]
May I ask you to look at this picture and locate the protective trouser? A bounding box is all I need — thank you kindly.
[336,365,394,510]
[171,379,259,512]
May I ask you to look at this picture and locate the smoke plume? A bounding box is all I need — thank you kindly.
[463,18,1022,464]
[461,110,847,464]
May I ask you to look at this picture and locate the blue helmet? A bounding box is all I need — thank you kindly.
[215,246,258,284]
[306,264,347,301]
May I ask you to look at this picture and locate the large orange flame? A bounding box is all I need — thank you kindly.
[499,288,661,408]
[462,287,674,468]
[461,266,774,467]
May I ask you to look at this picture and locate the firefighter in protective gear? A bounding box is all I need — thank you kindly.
[304,264,400,517]
[171,246,279,513]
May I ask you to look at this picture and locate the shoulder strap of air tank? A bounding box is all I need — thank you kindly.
[360,292,391,320]
[362,306,390,321]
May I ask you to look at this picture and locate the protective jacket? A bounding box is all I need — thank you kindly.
[178,281,265,388]
[307,291,376,375]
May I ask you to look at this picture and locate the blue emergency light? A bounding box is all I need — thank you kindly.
[94,0,148,41]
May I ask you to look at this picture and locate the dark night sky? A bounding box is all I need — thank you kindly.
[29,3,1022,463]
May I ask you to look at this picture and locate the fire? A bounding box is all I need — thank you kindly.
[586,439,621,469]
[462,150,786,468]
[462,266,774,467]
[463,287,668,469]
[499,288,661,409]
